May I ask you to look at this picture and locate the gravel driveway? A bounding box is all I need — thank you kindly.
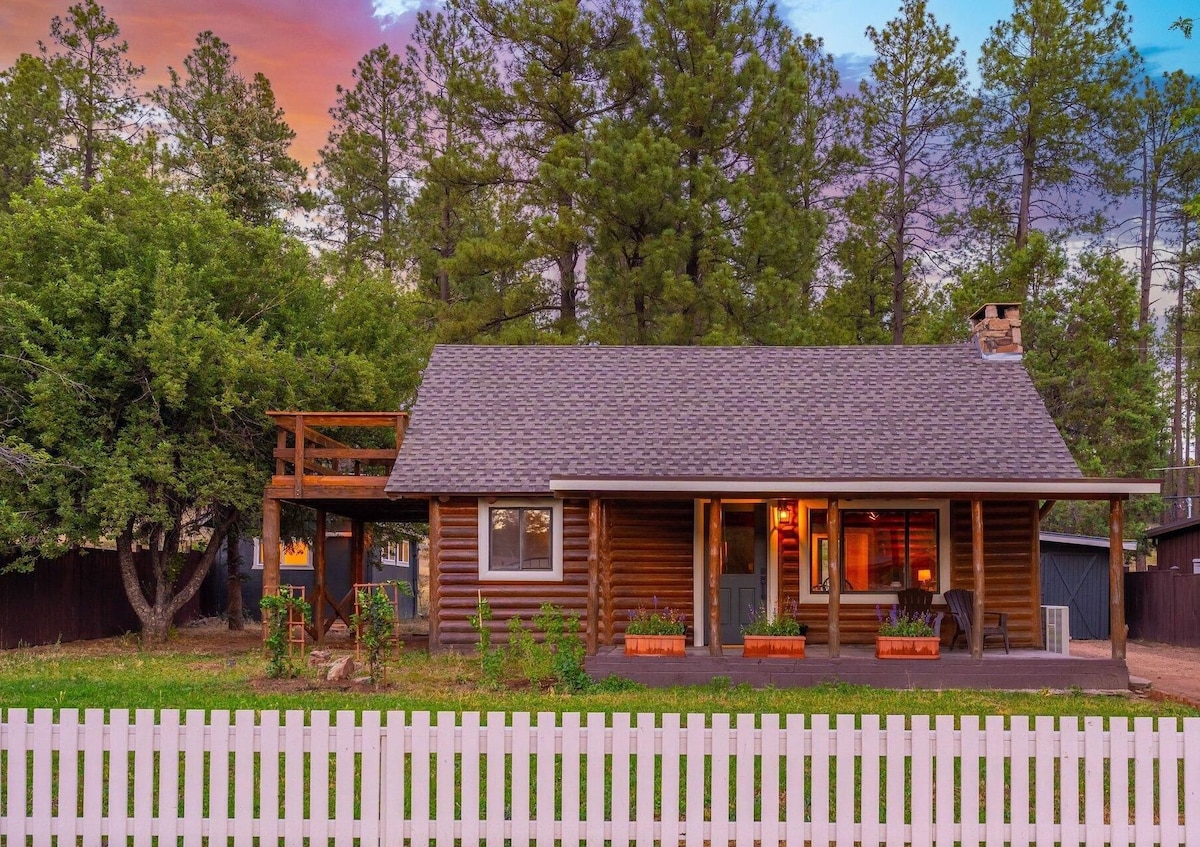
[1071,639,1200,707]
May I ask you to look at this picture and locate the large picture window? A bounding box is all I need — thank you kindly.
[477,499,564,582]
[810,508,939,593]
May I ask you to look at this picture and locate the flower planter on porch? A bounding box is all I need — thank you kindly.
[875,635,940,660]
[624,634,686,657]
[742,635,806,658]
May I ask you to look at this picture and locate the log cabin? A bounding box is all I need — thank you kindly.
[374,304,1156,663]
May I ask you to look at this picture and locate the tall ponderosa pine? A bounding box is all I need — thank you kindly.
[153,32,305,225]
[470,0,641,337]
[39,0,143,189]
[857,0,967,344]
[320,44,422,270]
[968,0,1138,249]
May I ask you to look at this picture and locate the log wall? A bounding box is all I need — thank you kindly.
[432,497,590,648]
[608,499,695,641]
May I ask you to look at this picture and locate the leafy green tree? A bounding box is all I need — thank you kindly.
[319,44,422,271]
[966,0,1138,250]
[0,54,61,209]
[857,0,967,343]
[152,32,306,225]
[0,156,418,643]
[39,0,143,189]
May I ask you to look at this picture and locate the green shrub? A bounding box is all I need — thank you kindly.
[468,596,504,687]
[259,589,311,679]
[351,586,397,684]
[534,603,590,693]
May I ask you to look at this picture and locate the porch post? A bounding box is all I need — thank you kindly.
[971,498,985,659]
[600,501,614,645]
[587,497,600,655]
[828,499,841,658]
[707,499,723,656]
[1029,502,1043,649]
[350,519,365,586]
[262,494,281,598]
[1110,498,1126,660]
[313,508,327,645]
[428,499,442,651]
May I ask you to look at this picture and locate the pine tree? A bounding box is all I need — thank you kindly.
[153,32,305,225]
[0,54,61,209]
[857,0,967,344]
[40,0,143,189]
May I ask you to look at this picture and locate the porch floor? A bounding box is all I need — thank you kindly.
[585,644,1130,691]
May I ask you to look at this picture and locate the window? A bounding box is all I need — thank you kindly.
[381,540,411,566]
[251,539,313,570]
[810,508,939,593]
[477,499,564,582]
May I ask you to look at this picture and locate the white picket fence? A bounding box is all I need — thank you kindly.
[1,708,1199,846]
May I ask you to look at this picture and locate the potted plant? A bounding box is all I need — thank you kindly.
[742,600,808,658]
[624,599,687,656]
[875,605,940,659]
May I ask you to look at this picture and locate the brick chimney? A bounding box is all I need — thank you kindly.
[969,303,1023,361]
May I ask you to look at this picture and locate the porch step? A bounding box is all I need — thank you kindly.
[1128,675,1152,691]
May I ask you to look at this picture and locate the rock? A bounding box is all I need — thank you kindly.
[309,650,332,667]
[326,656,355,681]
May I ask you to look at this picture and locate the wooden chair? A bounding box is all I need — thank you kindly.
[896,587,943,638]
[943,588,1010,653]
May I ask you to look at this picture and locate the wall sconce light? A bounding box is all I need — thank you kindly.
[776,502,796,529]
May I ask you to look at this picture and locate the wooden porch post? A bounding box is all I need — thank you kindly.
[707,499,723,656]
[1110,498,1127,661]
[350,519,365,587]
[828,499,841,658]
[587,497,600,655]
[971,498,985,659]
[261,494,281,599]
[428,499,442,651]
[600,501,614,646]
[313,508,327,645]
[1029,502,1043,649]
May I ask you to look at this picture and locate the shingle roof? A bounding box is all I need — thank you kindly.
[384,344,1082,495]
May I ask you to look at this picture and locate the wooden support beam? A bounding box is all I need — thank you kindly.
[293,413,305,497]
[350,519,365,587]
[587,497,600,656]
[1110,498,1126,661]
[1029,501,1043,649]
[828,499,841,658]
[261,494,281,643]
[971,498,985,659]
[314,509,327,645]
[707,500,723,656]
[1038,500,1057,520]
[599,501,614,646]
[428,499,442,652]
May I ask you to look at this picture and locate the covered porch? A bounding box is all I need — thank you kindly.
[585,643,1132,691]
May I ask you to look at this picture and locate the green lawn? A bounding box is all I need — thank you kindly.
[1,640,1195,719]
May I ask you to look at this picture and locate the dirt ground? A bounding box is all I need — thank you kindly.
[1070,638,1200,707]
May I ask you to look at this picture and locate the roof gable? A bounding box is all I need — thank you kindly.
[385,344,1083,495]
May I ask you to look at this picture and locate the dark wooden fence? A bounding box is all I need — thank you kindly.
[0,549,203,649]
[1125,569,1200,647]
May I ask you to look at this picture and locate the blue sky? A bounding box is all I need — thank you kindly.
[777,0,1199,81]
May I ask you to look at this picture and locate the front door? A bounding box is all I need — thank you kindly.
[705,503,767,645]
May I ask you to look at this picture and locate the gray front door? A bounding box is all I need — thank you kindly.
[706,503,767,645]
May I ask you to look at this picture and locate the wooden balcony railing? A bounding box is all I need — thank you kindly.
[267,411,408,498]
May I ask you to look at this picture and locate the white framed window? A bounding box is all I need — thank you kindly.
[380,540,411,566]
[477,498,564,582]
[251,538,314,570]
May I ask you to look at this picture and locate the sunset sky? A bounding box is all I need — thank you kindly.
[1,0,1196,169]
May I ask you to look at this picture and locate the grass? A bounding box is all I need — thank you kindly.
[0,639,1196,719]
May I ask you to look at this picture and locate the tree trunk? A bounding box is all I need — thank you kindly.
[225,518,245,631]
[117,512,234,645]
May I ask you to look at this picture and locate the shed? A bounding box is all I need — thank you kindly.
[1039,532,1134,640]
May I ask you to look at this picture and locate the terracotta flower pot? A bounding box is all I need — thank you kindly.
[875,635,941,660]
[742,635,807,658]
[624,634,686,657]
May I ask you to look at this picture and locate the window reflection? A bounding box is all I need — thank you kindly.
[490,507,552,571]
[810,508,938,592]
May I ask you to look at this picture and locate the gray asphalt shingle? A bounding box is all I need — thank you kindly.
[384,344,1082,495]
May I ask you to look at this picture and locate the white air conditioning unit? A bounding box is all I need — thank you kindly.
[1042,605,1070,655]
